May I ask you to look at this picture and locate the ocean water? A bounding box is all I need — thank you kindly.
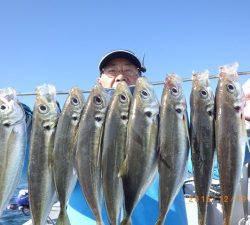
[0,178,31,225]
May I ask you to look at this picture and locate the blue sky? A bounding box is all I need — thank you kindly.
[0,0,249,106]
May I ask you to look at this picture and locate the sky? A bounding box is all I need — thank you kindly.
[0,0,250,107]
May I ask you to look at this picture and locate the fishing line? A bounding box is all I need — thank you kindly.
[16,71,250,96]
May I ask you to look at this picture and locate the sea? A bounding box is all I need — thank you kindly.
[0,176,31,225]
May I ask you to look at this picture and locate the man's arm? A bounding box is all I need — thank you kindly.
[245,102,250,121]
[243,80,250,121]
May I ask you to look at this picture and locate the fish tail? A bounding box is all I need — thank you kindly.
[223,217,231,225]
[197,203,207,225]
[222,201,233,225]
[155,216,165,225]
[109,218,118,225]
[198,216,206,225]
[56,208,71,225]
[120,217,132,225]
[96,219,105,225]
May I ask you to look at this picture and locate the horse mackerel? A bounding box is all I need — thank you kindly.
[215,64,247,225]
[28,84,60,225]
[53,87,85,225]
[120,77,159,225]
[102,82,132,225]
[156,74,189,225]
[0,88,27,216]
[76,84,109,225]
[190,71,215,225]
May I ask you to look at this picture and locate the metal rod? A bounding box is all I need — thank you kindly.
[16,71,250,97]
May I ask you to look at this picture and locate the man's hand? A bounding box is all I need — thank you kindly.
[243,79,250,121]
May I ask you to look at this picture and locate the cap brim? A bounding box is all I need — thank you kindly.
[99,50,143,72]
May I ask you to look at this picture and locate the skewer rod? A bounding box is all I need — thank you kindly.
[16,71,250,96]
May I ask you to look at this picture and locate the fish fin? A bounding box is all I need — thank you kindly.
[118,156,128,178]
[96,221,105,225]
[246,138,250,154]
[56,209,71,225]
[120,217,132,225]
[183,112,190,145]
[159,153,171,169]
[157,146,160,154]
[155,219,164,225]
[246,141,250,153]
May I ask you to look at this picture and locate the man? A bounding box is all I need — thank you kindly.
[67,50,188,225]
[97,50,145,88]
[243,79,250,164]
[243,79,250,124]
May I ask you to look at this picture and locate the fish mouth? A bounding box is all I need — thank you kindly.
[43,121,57,130]
[3,122,11,127]
[175,108,182,114]
[72,112,80,121]
[1,117,11,126]
[145,111,152,117]
[233,101,242,112]
[234,106,241,112]
[207,110,213,117]
[144,106,159,118]
[206,105,214,117]
[120,112,129,121]
[94,113,104,123]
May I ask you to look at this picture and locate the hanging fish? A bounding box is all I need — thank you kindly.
[53,87,85,225]
[215,63,247,225]
[156,74,189,225]
[75,84,109,225]
[28,84,60,225]
[102,82,132,225]
[190,71,215,225]
[0,88,27,216]
[119,77,159,225]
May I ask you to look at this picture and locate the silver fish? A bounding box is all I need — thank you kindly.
[119,77,159,225]
[28,84,60,225]
[215,64,247,225]
[0,88,27,216]
[190,71,215,225]
[156,74,189,225]
[102,82,132,225]
[75,84,109,225]
[53,87,85,225]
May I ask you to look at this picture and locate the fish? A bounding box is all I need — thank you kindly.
[215,63,247,225]
[190,71,215,225]
[0,88,27,216]
[28,84,60,225]
[53,87,85,225]
[75,84,109,225]
[102,82,132,225]
[119,77,159,225]
[155,74,189,225]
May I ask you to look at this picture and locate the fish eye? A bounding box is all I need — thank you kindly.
[39,104,48,114]
[94,95,103,105]
[227,83,235,93]
[140,89,150,99]
[200,90,208,98]
[171,87,178,95]
[119,94,127,103]
[0,105,6,110]
[71,97,79,106]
